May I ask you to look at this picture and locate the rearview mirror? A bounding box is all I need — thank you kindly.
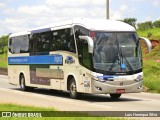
[139,37,152,53]
[79,36,94,53]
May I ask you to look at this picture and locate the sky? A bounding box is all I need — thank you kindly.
[0,0,160,36]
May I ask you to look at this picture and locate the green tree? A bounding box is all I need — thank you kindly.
[0,35,9,53]
[153,20,160,28]
[137,21,153,31]
[123,18,137,29]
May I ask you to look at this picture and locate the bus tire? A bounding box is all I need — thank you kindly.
[110,93,121,99]
[20,74,34,91]
[69,78,80,99]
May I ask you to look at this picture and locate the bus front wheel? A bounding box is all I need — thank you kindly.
[69,79,80,99]
[110,93,121,99]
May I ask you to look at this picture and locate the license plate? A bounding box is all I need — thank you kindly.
[116,89,125,93]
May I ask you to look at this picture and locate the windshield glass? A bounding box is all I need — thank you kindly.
[93,32,142,74]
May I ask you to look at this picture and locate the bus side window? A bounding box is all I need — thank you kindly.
[74,25,89,54]
[20,35,29,53]
[9,38,12,53]
[12,37,20,54]
[39,32,51,52]
[76,40,92,70]
[73,25,91,69]
[30,33,40,53]
[51,28,76,53]
[30,31,52,53]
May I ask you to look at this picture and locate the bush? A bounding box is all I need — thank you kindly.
[153,20,160,28]
[137,21,153,31]
[147,32,152,38]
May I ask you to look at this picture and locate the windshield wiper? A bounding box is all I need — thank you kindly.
[109,52,120,72]
[109,34,134,73]
[119,47,134,73]
[109,35,121,72]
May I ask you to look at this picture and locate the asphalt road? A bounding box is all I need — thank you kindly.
[0,75,160,119]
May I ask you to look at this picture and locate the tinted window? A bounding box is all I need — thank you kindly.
[74,25,92,69]
[80,40,92,69]
[74,25,89,54]
[9,35,29,54]
[30,31,52,53]
[51,28,76,53]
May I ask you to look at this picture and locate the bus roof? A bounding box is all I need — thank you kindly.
[72,18,135,32]
[10,18,135,37]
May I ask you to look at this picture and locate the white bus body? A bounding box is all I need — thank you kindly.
[8,18,151,99]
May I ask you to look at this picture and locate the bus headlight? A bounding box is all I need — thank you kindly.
[135,75,143,82]
[98,78,106,82]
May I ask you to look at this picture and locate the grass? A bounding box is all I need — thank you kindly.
[143,60,160,93]
[137,27,160,40]
[137,28,160,40]
[143,45,160,60]
[0,52,7,68]
[137,28,160,93]
[0,103,128,120]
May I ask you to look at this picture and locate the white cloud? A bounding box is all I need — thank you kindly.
[17,5,51,17]
[110,5,131,20]
[144,16,152,22]
[0,0,139,36]
[46,0,105,8]
[0,3,5,9]
[153,0,160,6]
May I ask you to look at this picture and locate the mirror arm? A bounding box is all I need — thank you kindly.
[79,36,94,53]
[139,37,152,53]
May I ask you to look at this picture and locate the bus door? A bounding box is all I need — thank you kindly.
[78,38,92,93]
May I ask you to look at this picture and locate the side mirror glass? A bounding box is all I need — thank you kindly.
[139,37,152,53]
[79,36,94,53]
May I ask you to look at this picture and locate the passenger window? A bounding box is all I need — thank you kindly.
[30,31,52,53]
[51,28,76,53]
[20,35,29,53]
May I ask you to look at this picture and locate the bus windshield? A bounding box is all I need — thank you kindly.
[93,32,142,74]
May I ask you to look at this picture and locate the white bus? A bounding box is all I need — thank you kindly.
[8,18,151,99]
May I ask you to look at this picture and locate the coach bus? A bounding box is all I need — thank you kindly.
[8,18,152,99]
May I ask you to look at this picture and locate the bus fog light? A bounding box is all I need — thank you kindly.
[138,86,142,89]
[95,86,102,91]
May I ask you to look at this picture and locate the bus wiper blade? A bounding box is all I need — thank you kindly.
[109,53,120,72]
[109,35,121,72]
[120,47,133,72]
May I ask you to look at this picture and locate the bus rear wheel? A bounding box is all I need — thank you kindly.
[110,93,121,99]
[20,74,27,91]
[20,74,34,91]
[69,78,80,99]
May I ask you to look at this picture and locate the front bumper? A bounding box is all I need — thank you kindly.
[91,80,143,94]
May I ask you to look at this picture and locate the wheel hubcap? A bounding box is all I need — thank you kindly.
[71,84,76,94]
[21,78,24,89]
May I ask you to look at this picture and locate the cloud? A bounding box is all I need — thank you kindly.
[110,5,133,20]
[46,0,105,8]
[0,1,132,36]
[0,3,6,9]
[144,16,152,21]
[17,5,51,17]
[0,0,107,35]
[153,0,160,6]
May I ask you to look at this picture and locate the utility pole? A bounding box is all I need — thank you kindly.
[106,0,109,19]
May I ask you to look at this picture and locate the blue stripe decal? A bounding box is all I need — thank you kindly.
[97,76,114,79]
[8,55,63,65]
